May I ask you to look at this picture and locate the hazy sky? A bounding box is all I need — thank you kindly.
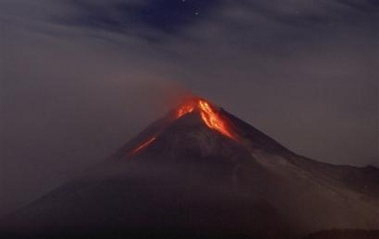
[1,0,378,216]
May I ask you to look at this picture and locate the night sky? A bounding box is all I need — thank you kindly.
[1,0,378,216]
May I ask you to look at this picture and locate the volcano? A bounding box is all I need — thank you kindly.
[1,97,378,239]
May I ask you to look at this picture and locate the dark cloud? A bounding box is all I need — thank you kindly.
[60,0,378,41]
[62,0,220,39]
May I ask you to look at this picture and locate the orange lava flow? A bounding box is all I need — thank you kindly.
[129,98,236,156]
[175,98,236,140]
[131,136,157,155]
[198,100,235,140]
[176,104,195,118]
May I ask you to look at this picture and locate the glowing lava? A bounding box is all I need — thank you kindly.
[198,100,235,139]
[130,136,157,155]
[176,104,195,118]
[129,98,237,156]
[175,98,236,140]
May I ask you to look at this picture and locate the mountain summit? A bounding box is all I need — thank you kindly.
[1,97,378,239]
[121,97,290,159]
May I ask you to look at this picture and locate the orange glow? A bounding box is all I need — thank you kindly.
[131,136,157,155]
[175,98,236,140]
[176,104,195,118]
[129,97,236,156]
[198,100,235,140]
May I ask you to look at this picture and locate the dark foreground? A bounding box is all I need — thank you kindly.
[1,229,379,239]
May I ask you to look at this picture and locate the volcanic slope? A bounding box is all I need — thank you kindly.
[2,97,378,239]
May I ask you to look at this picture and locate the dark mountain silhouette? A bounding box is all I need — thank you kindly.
[1,97,378,239]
